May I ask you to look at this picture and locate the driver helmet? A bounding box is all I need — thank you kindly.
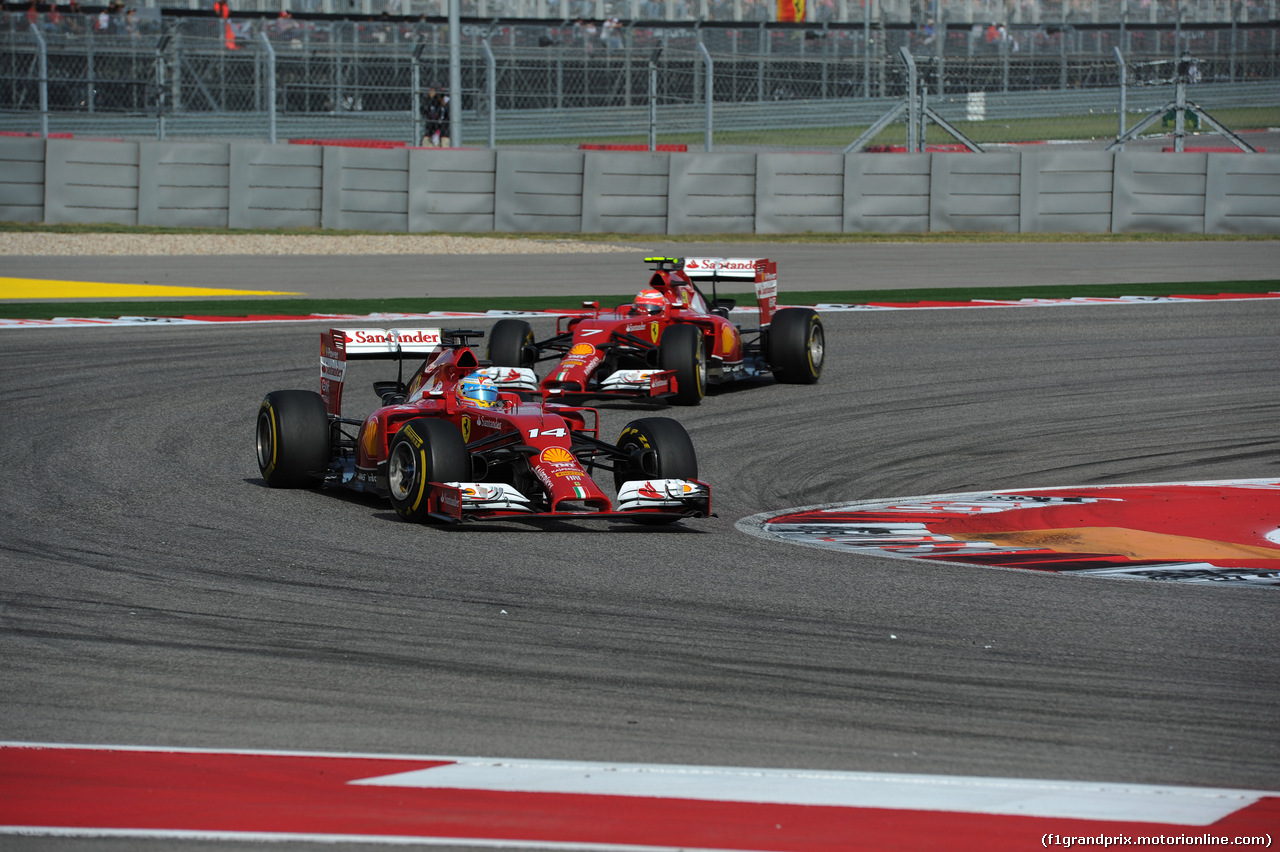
[456,372,500,409]
[633,289,668,315]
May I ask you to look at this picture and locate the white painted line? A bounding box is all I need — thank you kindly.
[349,758,1267,826]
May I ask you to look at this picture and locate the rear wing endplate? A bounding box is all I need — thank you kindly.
[321,327,443,415]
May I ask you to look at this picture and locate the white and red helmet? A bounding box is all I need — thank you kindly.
[633,289,668,314]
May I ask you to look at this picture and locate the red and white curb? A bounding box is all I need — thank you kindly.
[1,292,1277,329]
[737,479,1280,586]
[2,743,1276,850]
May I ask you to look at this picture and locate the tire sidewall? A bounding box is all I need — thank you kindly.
[659,323,706,405]
[614,416,698,491]
[257,390,330,488]
[768,308,824,384]
[386,418,470,522]
[487,319,536,368]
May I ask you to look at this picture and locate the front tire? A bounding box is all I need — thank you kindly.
[613,417,698,492]
[487,319,536,368]
[386,418,470,523]
[614,417,699,525]
[768,308,824,384]
[257,390,330,488]
[659,323,706,405]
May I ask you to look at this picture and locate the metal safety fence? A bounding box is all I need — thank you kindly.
[8,0,1278,26]
[2,12,1278,149]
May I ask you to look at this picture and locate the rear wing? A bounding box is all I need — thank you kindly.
[679,257,778,326]
[321,327,443,415]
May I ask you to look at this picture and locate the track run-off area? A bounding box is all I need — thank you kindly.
[1,243,1278,851]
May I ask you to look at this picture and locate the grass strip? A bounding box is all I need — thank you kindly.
[2,280,1276,321]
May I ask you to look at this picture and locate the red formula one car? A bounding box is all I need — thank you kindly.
[255,327,711,525]
[485,257,824,405]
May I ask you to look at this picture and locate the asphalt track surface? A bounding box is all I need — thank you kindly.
[5,240,1280,299]
[2,244,1279,850]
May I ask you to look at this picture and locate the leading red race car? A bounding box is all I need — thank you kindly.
[256,327,711,525]
[485,257,824,405]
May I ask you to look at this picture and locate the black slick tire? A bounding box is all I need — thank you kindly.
[768,308,825,384]
[613,417,698,492]
[386,418,470,523]
[658,323,706,405]
[487,319,536,368]
[256,390,330,488]
[614,417,699,525]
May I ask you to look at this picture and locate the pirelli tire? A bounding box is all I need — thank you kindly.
[487,319,536,368]
[768,307,825,384]
[256,390,331,488]
[658,323,707,405]
[386,418,470,523]
[613,417,699,492]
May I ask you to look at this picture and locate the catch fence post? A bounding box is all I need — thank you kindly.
[28,23,48,139]
[259,30,277,145]
[697,41,712,152]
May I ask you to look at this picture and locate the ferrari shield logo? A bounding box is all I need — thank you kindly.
[460,415,471,442]
[650,321,660,343]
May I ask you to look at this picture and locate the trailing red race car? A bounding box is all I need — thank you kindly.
[255,327,711,525]
[486,257,824,405]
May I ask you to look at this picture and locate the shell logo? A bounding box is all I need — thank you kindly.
[721,324,738,354]
[360,419,380,458]
[540,447,576,465]
[569,343,596,356]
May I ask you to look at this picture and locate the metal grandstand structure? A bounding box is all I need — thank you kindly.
[2,8,1277,149]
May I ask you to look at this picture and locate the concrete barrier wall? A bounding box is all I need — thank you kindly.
[0,137,46,224]
[410,148,496,233]
[4,138,1279,236]
[1019,151,1115,235]
[581,151,670,235]
[229,144,322,231]
[139,142,231,229]
[44,139,140,226]
[321,146,409,234]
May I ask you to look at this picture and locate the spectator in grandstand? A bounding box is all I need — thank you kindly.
[61,0,83,34]
[603,16,622,49]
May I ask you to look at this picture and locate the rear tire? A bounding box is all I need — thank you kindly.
[768,308,824,384]
[257,390,330,488]
[659,323,706,405]
[487,319,536,368]
[386,418,470,523]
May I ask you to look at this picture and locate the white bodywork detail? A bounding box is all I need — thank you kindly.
[616,479,709,511]
[475,366,539,392]
[600,369,662,391]
[444,482,534,512]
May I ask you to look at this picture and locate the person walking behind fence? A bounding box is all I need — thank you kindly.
[214,0,239,50]
[421,86,450,147]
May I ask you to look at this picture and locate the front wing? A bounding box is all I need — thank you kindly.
[421,479,711,525]
[543,368,679,402]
